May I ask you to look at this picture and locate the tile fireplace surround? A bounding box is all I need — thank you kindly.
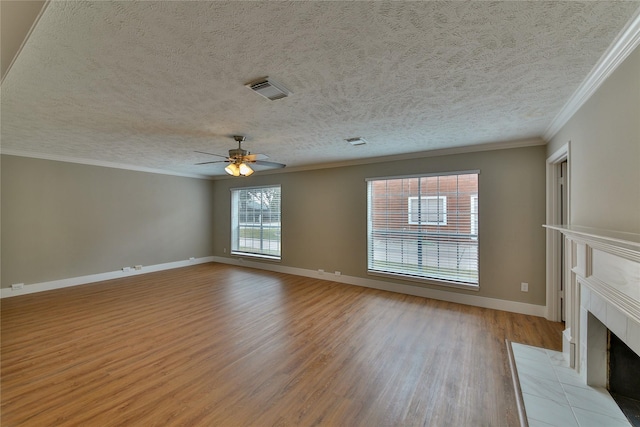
[544,225,640,392]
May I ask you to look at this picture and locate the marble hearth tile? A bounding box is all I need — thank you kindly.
[572,407,631,427]
[518,372,568,403]
[528,419,557,427]
[512,342,632,427]
[562,383,627,420]
[512,342,551,363]
[515,356,559,382]
[553,363,589,389]
[522,392,579,427]
[546,349,567,366]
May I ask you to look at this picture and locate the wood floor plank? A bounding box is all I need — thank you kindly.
[1,263,563,426]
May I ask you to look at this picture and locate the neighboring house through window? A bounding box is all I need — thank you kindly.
[408,196,447,225]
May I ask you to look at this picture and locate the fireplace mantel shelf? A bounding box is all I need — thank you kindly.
[545,224,639,320]
[544,224,640,246]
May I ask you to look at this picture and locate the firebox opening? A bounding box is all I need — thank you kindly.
[608,330,640,427]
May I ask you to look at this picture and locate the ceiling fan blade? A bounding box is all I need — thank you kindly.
[194,160,228,165]
[244,153,269,161]
[194,150,228,158]
[254,160,286,169]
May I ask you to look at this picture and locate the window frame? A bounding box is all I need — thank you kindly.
[230,185,282,261]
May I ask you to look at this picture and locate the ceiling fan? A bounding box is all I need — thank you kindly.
[195,135,286,176]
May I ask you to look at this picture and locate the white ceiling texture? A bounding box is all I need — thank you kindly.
[1,1,639,178]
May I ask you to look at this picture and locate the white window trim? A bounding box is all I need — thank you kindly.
[230,185,282,260]
[407,196,447,226]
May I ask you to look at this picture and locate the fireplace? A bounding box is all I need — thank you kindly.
[609,330,640,426]
[582,310,640,426]
[545,225,640,426]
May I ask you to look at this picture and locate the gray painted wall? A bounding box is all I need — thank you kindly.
[1,155,216,287]
[548,46,640,234]
[1,145,547,305]
[213,145,548,306]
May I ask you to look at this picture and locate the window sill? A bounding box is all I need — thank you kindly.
[231,251,281,262]
[367,270,479,291]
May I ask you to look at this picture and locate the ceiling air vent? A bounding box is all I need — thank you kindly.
[245,77,291,100]
[346,137,367,146]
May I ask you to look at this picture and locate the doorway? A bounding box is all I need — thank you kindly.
[546,143,570,322]
[559,159,568,321]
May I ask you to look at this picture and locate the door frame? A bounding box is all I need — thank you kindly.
[545,142,570,321]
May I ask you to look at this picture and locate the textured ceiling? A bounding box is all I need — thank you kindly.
[1,1,639,177]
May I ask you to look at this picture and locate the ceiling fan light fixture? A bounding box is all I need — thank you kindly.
[239,162,254,176]
[225,163,240,176]
[245,77,291,101]
[196,135,285,177]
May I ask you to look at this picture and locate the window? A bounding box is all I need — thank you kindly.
[367,171,479,287]
[408,196,447,225]
[231,185,281,259]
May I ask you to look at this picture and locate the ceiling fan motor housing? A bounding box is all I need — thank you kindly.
[230,136,248,160]
[228,148,248,159]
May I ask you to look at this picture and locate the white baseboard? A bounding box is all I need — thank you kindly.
[211,256,547,317]
[0,256,216,298]
[2,256,547,317]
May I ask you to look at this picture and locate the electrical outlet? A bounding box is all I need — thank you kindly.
[318,269,324,275]
[11,283,24,291]
[521,282,529,292]
[122,267,132,272]
[335,271,341,276]
[223,248,227,254]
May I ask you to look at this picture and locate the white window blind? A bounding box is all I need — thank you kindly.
[471,195,479,240]
[367,171,479,287]
[231,185,281,259]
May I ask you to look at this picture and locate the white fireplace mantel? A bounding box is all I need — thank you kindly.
[544,225,640,252]
[544,225,640,384]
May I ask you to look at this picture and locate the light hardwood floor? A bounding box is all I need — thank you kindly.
[1,263,563,426]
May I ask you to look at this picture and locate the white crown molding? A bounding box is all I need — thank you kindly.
[213,137,547,180]
[0,149,213,180]
[2,136,544,181]
[211,257,547,317]
[544,6,640,141]
[0,1,50,85]
[0,256,216,298]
